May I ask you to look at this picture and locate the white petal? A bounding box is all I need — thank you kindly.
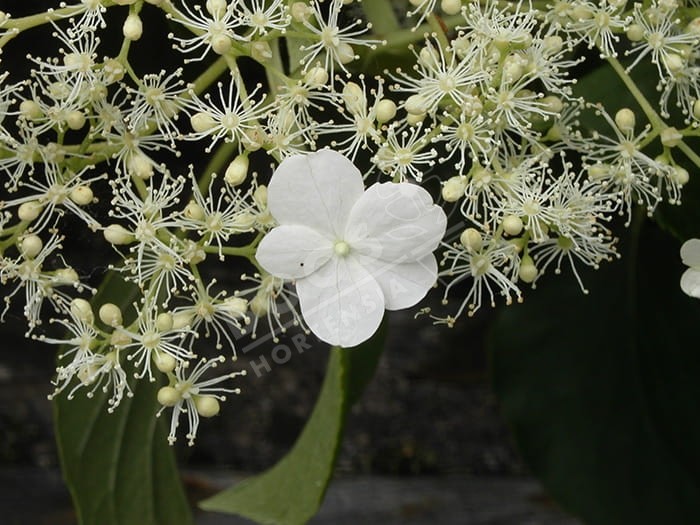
[345,182,447,263]
[296,256,385,348]
[357,253,438,310]
[681,268,700,299]
[267,150,364,238]
[256,225,333,280]
[681,239,700,268]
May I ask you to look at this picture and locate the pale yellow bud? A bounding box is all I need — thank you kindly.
[98,303,123,327]
[224,155,249,186]
[195,395,220,417]
[19,234,43,258]
[122,13,143,41]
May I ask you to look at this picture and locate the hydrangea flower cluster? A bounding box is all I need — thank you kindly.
[0,0,698,444]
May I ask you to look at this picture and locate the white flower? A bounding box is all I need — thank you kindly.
[255,150,447,347]
[680,239,700,298]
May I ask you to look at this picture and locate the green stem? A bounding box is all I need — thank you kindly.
[677,140,700,170]
[205,244,256,258]
[191,56,229,95]
[607,56,665,131]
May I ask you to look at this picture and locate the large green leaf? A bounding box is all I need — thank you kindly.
[53,275,192,525]
[489,220,700,524]
[200,325,386,525]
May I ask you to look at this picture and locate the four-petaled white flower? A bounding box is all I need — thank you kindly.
[256,150,447,347]
[680,239,700,299]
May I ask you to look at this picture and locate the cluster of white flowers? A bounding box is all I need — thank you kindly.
[0,0,698,444]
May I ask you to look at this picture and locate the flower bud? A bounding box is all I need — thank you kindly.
[224,155,249,186]
[404,94,428,115]
[211,35,232,55]
[19,100,43,120]
[460,228,483,252]
[18,201,43,222]
[441,175,467,202]
[518,255,538,283]
[291,2,310,22]
[541,95,563,114]
[441,0,462,15]
[123,13,143,41]
[184,200,205,221]
[671,165,689,186]
[660,127,682,148]
[614,108,635,133]
[406,112,425,125]
[250,292,268,316]
[70,185,94,206]
[542,35,563,55]
[194,395,220,417]
[502,215,524,236]
[253,185,268,208]
[103,224,135,245]
[172,311,193,330]
[53,267,79,285]
[665,53,684,73]
[157,386,180,407]
[375,99,397,123]
[99,303,123,327]
[155,352,177,373]
[156,312,174,332]
[342,82,366,115]
[336,43,355,64]
[206,0,227,17]
[71,298,94,324]
[19,234,43,258]
[626,24,644,42]
[304,66,328,88]
[66,110,86,130]
[251,41,272,62]
[190,112,217,133]
[127,152,154,179]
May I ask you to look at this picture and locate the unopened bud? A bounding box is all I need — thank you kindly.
[518,255,538,283]
[614,108,635,133]
[70,185,94,206]
[20,234,43,258]
[375,99,397,123]
[98,303,123,327]
[190,112,217,133]
[103,224,134,245]
[18,201,43,222]
[441,175,467,202]
[194,395,220,417]
[157,386,180,407]
[122,13,143,41]
[460,228,483,252]
[502,215,524,236]
[71,298,94,324]
[224,155,249,186]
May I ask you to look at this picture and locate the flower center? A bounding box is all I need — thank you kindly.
[334,240,350,257]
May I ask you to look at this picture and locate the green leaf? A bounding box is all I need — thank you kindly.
[200,324,386,524]
[489,220,700,524]
[53,274,192,525]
